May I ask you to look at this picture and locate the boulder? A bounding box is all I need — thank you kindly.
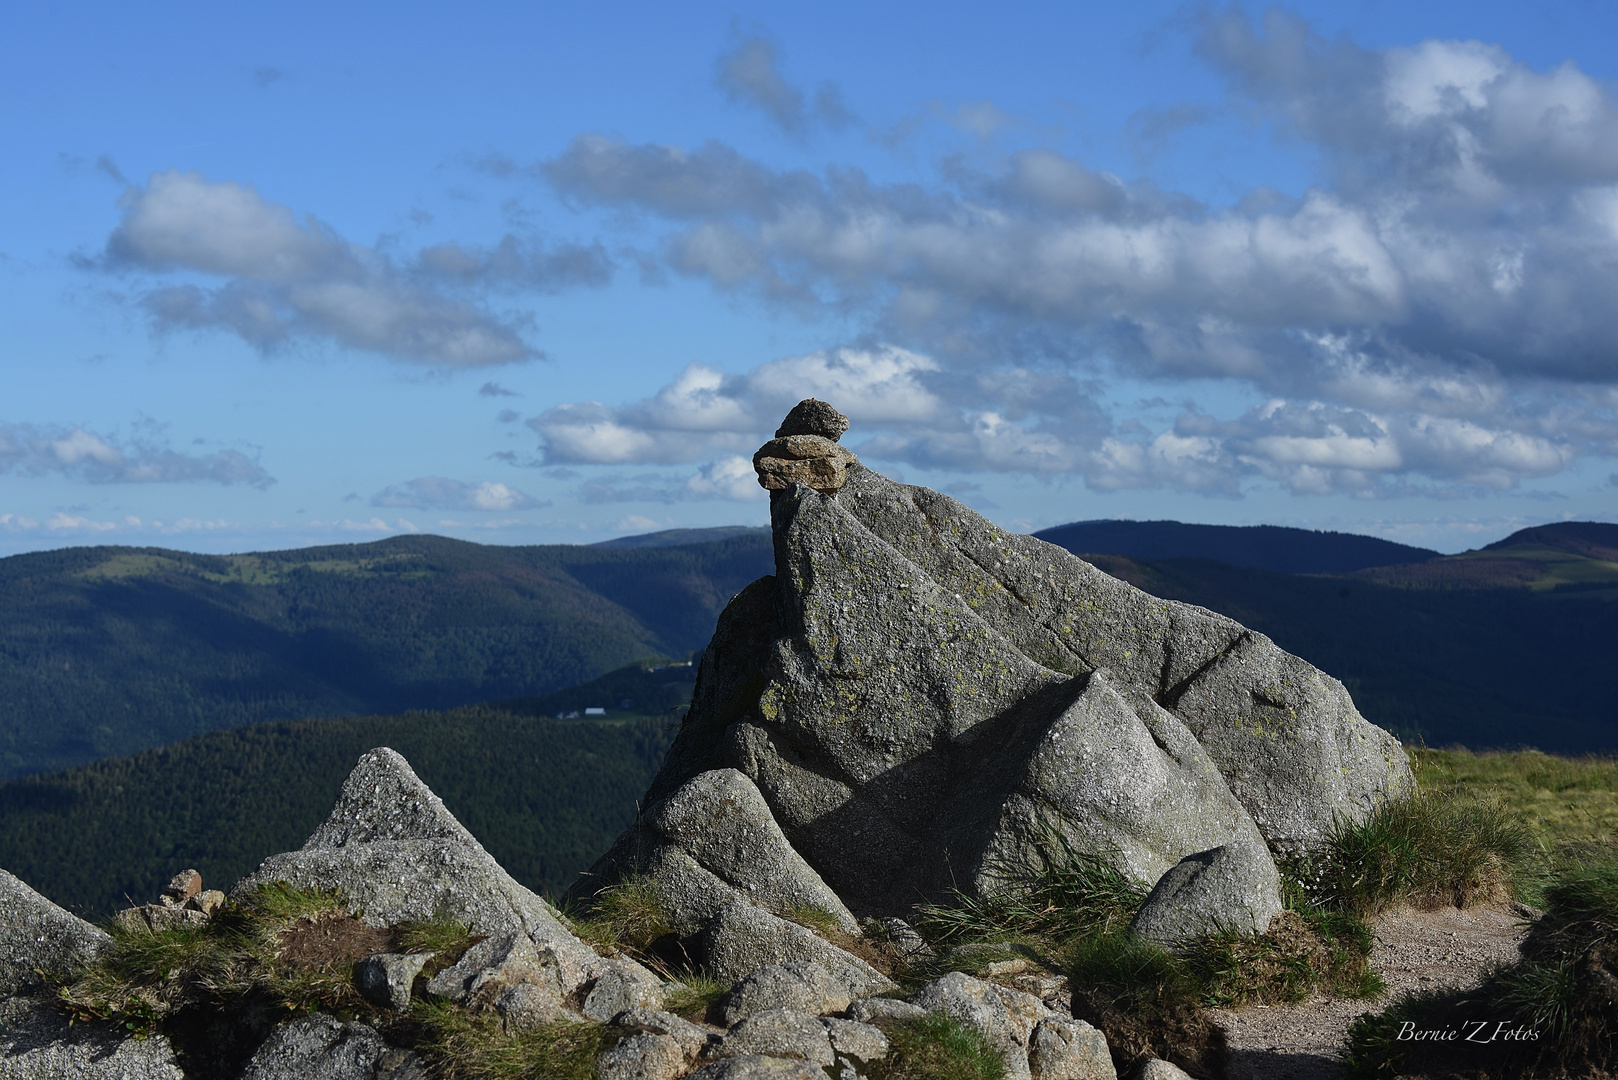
[1137,1060,1195,1080]
[684,1057,827,1080]
[424,930,557,1002]
[720,961,853,1025]
[582,957,670,1021]
[495,982,573,1029]
[0,996,185,1080]
[848,996,929,1025]
[775,399,849,440]
[715,1008,838,1066]
[1027,1017,1116,1080]
[910,971,1031,1080]
[240,1015,384,1080]
[0,868,109,996]
[699,901,893,996]
[1129,840,1284,949]
[597,1032,687,1080]
[611,1008,716,1060]
[235,748,605,993]
[590,399,1408,923]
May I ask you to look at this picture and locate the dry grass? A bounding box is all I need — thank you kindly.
[410,1000,613,1080]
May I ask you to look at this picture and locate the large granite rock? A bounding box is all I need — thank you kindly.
[587,400,1409,925]
[1,869,110,996]
[0,997,185,1080]
[235,748,606,993]
[1130,840,1284,949]
[240,1015,384,1080]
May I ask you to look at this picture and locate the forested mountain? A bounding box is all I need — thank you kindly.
[0,661,695,917]
[0,532,770,778]
[1034,519,1441,573]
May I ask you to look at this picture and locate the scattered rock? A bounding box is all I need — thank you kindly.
[163,869,202,904]
[873,917,934,962]
[0,996,185,1079]
[0,868,110,996]
[495,982,573,1030]
[611,1008,716,1060]
[355,952,433,1011]
[720,961,854,1025]
[597,1031,687,1080]
[775,399,849,441]
[1027,1017,1115,1080]
[1130,840,1283,949]
[374,1048,430,1080]
[235,748,605,994]
[821,1016,889,1062]
[848,996,929,1025]
[684,1056,828,1080]
[189,889,226,916]
[239,1015,384,1080]
[1136,1059,1195,1080]
[910,971,1031,1080]
[582,956,669,1021]
[425,930,553,1002]
[716,1008,838,1065]
[700,901,894,996]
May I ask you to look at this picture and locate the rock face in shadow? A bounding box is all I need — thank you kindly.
[0,869,110,996]
[588,400,1411,925]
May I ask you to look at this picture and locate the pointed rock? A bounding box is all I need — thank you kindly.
[1,867,110,995]
[234,747,604,993]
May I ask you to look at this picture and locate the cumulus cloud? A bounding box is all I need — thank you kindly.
[370,477,544,511]
[520,12,1618,498]
[101,172,611,367]
[0,422,273,487]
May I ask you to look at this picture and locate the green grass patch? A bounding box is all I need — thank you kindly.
[567,875,672,956]
[1414,747,1618,852]
[661,970,731,1024]
[867,1013,1007,1080]
[410,1000,613,1080]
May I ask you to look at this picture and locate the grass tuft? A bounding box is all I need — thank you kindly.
[411,999,612,1080]
[566,876,672,956]
[660,971,731,1024]
[867,1013,1007,1080]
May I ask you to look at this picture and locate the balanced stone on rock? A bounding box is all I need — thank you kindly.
[752,436,858,494]
[162,869,202,904]
[774,398,849,440]
[0,868,110,996]
[1129,839,1283,949]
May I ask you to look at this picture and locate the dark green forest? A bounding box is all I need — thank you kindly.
[0,531,770,777]
[0,662,695,917]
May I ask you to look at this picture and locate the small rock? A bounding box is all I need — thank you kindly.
[597,1031,687,1080]
[374,1049,430,1080]
[1027,1017,1115,1080]
[1130,839,1283,949]
[822,1017,888,1062]
[163,869,202,904]
[992,983,1054,1047]
[848,997,929,1025]
[715,1009,835,1066]
[684,1056,828,1080]
[355,952,433,1011]
[753,437,859,494]
[873,917,933,962]
[495,982,573,1030]
[583,957,668,1021]
[425,931,551,1002]
[1137,1060,1195,1080]
[775,399,850,441]
[187,889,226,916]
[720,961,853,1025]
[611,1007,716,1060]
[240,1015,384,1080]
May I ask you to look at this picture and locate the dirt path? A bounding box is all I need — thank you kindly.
[1208,903,1530,1080]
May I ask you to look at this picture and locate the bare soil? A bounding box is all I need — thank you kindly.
[1208,903,1530,1080]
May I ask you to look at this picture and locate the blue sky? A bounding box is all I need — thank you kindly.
[5,1,1618,556]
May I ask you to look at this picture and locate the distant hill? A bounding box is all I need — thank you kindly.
[1356,521,1618,591]
[1035,519,1441,573]
[0,532,771,778]
[0,661,695,918]
[594,526,770,548]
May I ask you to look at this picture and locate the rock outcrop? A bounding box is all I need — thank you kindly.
[0,869,109,997]
[588,399,1411,944]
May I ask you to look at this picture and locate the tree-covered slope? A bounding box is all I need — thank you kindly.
[0,662,696,918]
[0,532,769,777]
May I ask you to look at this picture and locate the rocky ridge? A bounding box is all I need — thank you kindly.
[0,400,1410,1080]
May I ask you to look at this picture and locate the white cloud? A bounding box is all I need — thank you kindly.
[102,172,610,368]
[685,456,767,501]
[0,421,274,487]
[371,477,545,511]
